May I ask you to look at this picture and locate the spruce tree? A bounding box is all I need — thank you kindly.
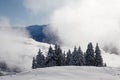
[85,43,95,66]
[32,57,36,69]
[36,49,45,68]
[69,46,77,65]
[54,44,63,66]
[61,51,66,66]
[66,49,72,65]
[95,43,103,67]
[46,46,56,67]
[70,46,84,66]
[78,46,85,65]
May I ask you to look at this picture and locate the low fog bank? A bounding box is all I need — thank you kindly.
[0,25,50,72]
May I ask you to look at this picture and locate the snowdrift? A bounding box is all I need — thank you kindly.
[0,66,120,80]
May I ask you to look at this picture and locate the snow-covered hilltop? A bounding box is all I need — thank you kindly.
[0,66,120,80]
[1,25,120,80]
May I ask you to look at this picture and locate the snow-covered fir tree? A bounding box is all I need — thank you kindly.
[36,49,45,68]
[61,51,66,66]
[78,46,85,65]
[69,46,84,66]
[32,57,36,69]
[32,43,105,69]
[66,49,72,65]
[69,46,77,65]
[54,44,63,66]
[85,43,95,66]
[95,43,103,67]
[46,46,56,67]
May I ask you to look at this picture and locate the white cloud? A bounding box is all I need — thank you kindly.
[0,17,30,70]
[50,0,120,52]
[0,17,35,70]
[23,0,68,15]
[0,17,53,71]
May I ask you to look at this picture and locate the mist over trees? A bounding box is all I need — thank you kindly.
[32,43,105,69]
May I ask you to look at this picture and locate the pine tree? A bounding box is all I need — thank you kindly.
[95,43,103,67]
[32,57,36,69]
[85,43,95,66]
[66,49,72,65]
[46,46,56,67]
[36,49,45,68]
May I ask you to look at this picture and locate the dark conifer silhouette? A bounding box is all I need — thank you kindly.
[36,49,45,68]
[66,49,72,65]
[95,43,103,67]
[61,51,66,66]
[85,43,95,66]
[32,43,105,69]
[32,57,36,69]
[77,46,85,65]
[46,45,56,67]
[54,44,63,66]
[69,46,84,66]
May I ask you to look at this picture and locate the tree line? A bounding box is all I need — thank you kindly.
[32,42,106,69]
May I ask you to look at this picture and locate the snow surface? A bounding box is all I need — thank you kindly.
[0,66,120,80]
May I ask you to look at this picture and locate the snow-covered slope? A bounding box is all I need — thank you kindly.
[0,66,120,80]
[0,27,53,71]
